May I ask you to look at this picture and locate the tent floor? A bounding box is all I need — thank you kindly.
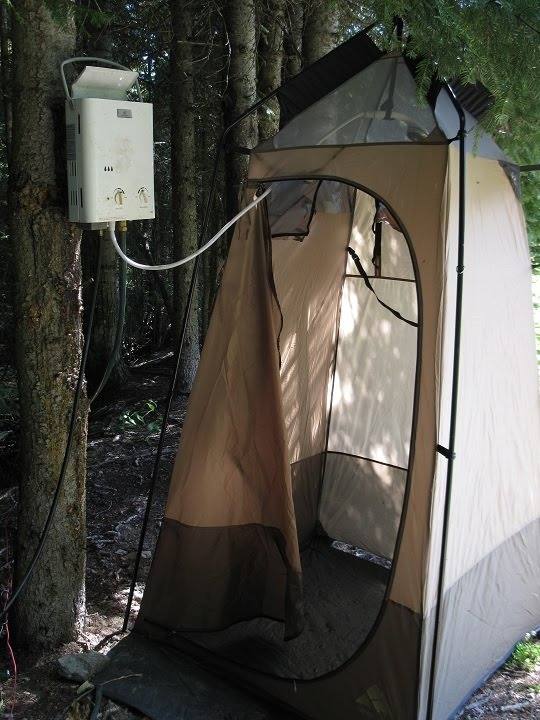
[182,537,389,680]
[93,633,295,720]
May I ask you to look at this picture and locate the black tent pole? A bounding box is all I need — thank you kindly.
[425,84,466,718]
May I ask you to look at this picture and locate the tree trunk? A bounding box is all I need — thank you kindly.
[0,2,12,165]
[83,233,129,393]
[10,0,86,649]
[257,0,285,141]
[224,0,258,219]
[197,17,226,341]
[283,1,304,79]
[80,0,128,393]
[302,0,339,66]
[170,0,199,390]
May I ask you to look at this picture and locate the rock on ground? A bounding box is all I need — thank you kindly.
[57,651,110,682]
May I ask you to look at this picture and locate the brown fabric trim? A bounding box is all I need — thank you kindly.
[137,518,304,640]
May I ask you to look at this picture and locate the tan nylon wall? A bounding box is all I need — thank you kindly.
[419,149,540,719]
[251,144,448,614]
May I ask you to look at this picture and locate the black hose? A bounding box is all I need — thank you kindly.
[1,234,104,621]
[90,228,127,404]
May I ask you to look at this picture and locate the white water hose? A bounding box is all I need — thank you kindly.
[109,186,271,271]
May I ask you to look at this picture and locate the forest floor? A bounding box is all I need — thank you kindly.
[0,358,539,720]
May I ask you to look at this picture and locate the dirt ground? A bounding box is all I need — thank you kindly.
[1,361,538,719]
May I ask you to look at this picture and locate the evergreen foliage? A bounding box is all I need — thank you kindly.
[358,0,540,267]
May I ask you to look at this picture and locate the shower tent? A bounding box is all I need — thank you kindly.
[134,31,540,720]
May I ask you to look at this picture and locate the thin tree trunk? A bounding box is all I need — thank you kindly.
[10,0,86,649]
[198,17,226,341]
[283,1,304,79]
[170,0,199,390]
[224,0,258,219]
[258,0,285,140]
[302,0,339,66]
[0,3,12,165]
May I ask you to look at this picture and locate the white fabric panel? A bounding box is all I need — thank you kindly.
[347,190,414,279]
[419,149,540,719]
[327,277,418,469]
[319,453,406,558]
[434,89,509,162]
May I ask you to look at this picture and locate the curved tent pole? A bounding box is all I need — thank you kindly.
[426,83,466,719]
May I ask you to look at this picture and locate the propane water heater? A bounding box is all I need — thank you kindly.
[62,60,155,225]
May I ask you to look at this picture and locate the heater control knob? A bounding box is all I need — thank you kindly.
[114,188,126,206]
[138,187,149,207]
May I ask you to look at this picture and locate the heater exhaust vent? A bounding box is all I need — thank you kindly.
[66,124,76,162]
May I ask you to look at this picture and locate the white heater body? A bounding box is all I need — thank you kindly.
[65,66,155,224]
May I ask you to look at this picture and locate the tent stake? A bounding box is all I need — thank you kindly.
[426,84,466,719]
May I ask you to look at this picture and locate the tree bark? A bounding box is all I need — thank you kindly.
[283,0,303,80]
[224,0,258,219]
[10,0,86,649]
[170,0,199,390]
[257,0,285,140]
[302,0,339,66]
[0,2,12,165]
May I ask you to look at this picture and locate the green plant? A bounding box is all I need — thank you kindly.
[116,400,163,436]
[508,639,540,672]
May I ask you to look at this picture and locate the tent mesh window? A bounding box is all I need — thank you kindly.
[267,57,442,148]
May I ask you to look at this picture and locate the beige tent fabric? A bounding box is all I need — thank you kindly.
[138,195,304,638]
[273,211,352,464]
[319,189,417,560]
[272,208,353,545]
[251,144,448,613]
[326,277,417,467]
[319,453,407,558]
[419,149,540,719]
